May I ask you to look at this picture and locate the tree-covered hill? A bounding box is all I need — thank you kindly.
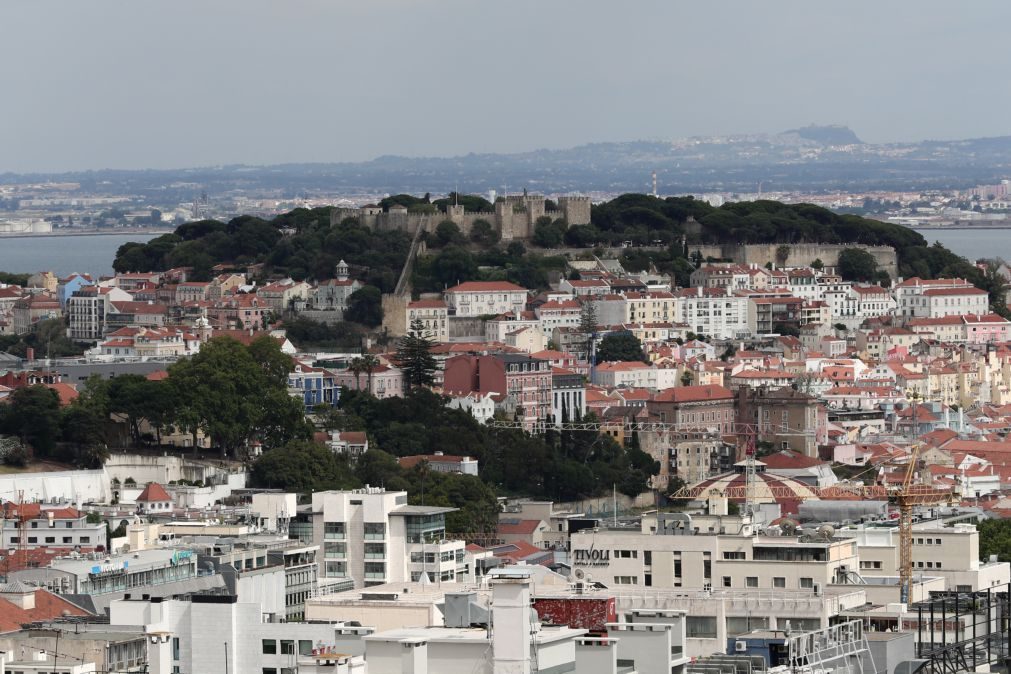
[582,195,987,283]
[113,207,412,291]
[110,195,999,311]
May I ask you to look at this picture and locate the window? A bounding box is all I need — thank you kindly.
[323,522,346,540]
[172,637,180,661]
[66,521,73,528]
[262,639,277,655]
[773,577,786,588]
[364,523,386,540]
[615,550,637,559]
[687,616,718,638]
[80,536,90,543]
[299,640,314,657]
[27,537,36,544]
[643,551,652,565]
[800,577,813,589]
[722,576,732,587]
[935,538,942,545]
[723,551,746,560]
[263,669,277,674]
[674,560,682,578]
[746,576,758,588]
[63,537,72,544]
[644,574,652,587]
[280,640,295,655]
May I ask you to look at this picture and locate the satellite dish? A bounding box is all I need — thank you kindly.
[818,524,836,540]
[574,568,585,580]
[780,519,799,536]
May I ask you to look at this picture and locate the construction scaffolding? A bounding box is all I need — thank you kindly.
[913,584,1011,674]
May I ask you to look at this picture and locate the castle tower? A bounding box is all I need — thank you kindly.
[336,259,350,280]
[557,196,591,226]
[446,204,465,223]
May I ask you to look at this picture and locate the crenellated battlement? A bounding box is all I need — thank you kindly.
[331,194,591,240]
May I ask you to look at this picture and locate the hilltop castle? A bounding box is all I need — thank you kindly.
[331,194,591,240]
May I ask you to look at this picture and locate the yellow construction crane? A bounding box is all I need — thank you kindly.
[489,417,956,602]
[671,442,955,604]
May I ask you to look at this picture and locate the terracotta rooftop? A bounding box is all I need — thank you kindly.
[137,482,172,502]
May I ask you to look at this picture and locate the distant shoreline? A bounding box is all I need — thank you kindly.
[0,229,171,240]
[908,225,1011,231]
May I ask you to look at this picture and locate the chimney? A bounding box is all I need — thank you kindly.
[0,581,36,610]
[26,347,34,361]
[491,571,534,674]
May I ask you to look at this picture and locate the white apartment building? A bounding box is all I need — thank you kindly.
[307,488,468,588]
[839,522,1010,592]
[67,286,132,341]
[894,277,985,318]
[111,595,366,674]
[2,503,106,551]
[918,286,989,318]
[444,281,528,318]
[591,361,656,389]
[570,513,858,595]
[535,299,582,339]
[673,287,749,339]
[406,298,448,341]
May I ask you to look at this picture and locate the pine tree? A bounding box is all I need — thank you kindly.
[396,318,438,390]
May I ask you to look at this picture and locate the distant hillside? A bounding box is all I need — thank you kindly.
[4,128,1011,196]
[783,124,863,145]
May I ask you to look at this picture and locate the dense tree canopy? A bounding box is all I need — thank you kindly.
[837,248,880,282]
[337,389,656,503]
[596,332,647,363]
[167,336,310,457]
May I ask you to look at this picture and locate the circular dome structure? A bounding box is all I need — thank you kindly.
[688,461,819,514]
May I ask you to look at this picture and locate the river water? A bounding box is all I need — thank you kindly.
[0,229,1006,279]
[913,229,1011,263]
[0,233,160,277]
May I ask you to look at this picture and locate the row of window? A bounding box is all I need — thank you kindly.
[262,638,316,656]
[9,536,91,544]
[721,576,815,589]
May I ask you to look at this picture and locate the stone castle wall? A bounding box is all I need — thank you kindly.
[331,195,591,241]
[691,242,899,278]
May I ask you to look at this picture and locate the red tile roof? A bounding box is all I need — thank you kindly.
[0,589,91,633]
[408,299,447,309]
[653,384,733,403]
[137,482,172,502]
[497,519,544,536]
[445,281,527,293]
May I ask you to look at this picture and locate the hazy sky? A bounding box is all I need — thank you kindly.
[3,0,1010,173]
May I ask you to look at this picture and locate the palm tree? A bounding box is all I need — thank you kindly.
[349,357,365,391]
[361,353,380,395]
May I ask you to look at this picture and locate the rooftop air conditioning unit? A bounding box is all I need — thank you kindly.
[735,641,748,653]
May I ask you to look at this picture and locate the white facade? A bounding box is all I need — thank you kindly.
[894,278,985,318]
[111,596,365,674]
[444,282,527,318]
[447,392,496,424]
[309,489,468,588]
[674,288,749,339]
